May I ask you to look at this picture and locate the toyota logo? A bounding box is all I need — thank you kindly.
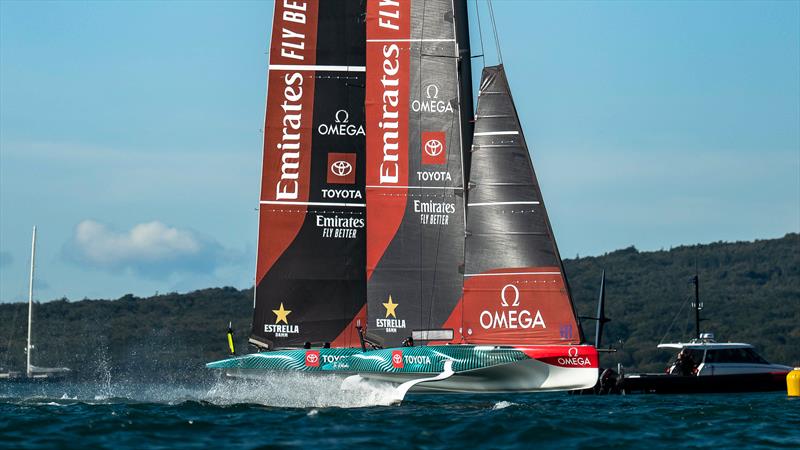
[330,160,353,177]
[568,347,579,357]
[392,353,403,364]
[306,353,319,364]
[424,138,444,157]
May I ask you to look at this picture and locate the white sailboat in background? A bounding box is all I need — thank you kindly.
[0,226,71,381]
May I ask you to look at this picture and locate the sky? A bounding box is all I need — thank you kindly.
[1,0,798,303]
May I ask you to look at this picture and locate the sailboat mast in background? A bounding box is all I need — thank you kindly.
[26,226,36,378]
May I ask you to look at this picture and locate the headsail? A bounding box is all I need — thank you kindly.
[365,0,467,347]
[252,0,367,349]
[454,65,582,345]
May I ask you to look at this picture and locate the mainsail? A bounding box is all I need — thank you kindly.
[252,0,367,349]
[365,0,467,347]
[449,65,583,345]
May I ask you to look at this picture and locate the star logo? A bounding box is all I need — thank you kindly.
[272,303,291,325]
[383,295,399,319]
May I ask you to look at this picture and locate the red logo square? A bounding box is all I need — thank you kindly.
[327,152,356,184]
[421,132,447,165]
[391,350,404,369]
[305,350,320,367]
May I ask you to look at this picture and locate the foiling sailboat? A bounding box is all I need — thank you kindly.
[0,227,71,382]
[207,0,598,397]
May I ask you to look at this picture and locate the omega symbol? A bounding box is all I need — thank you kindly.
[568,347,579,357]
[500,284,520,307]
[335,109,349,123]
[330,160,353,177]
[426,84,439,99]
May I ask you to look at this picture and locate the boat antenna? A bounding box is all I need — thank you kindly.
[26,226,36,378]
[691,260,703,339]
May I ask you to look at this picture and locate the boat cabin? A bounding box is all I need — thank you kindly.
[658,333,789,376]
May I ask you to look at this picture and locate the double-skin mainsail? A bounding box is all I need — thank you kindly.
[365,0,467,347]
[252,0,367,349]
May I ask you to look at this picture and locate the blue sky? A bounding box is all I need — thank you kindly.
[1,1,798,302]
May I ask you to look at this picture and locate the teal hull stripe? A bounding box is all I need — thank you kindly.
[206,348,362,372]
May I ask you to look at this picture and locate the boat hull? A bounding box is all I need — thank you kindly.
[325,345,598,393]
[207,345,598,394]
[619,371,790,394]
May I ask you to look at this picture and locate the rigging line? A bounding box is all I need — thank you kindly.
[658,295,690,345]
[474,0,486,70]
[487,0,503,65]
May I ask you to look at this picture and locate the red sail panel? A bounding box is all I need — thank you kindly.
[256,1,319,284]
[461,267,580,345]
[365,0,411,280]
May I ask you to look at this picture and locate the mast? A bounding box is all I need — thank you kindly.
[454,0,474,183]
[26,226,36,377]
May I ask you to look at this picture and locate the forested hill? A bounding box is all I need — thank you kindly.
[1,233,797,379]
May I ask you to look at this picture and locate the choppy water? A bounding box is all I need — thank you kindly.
[1,375,798,449]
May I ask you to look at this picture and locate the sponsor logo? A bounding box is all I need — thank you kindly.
[412,84,454,114]
[414,199,456,225]
[318,110,365,136]
[416,171,452,182]
[556,347,593,367]
[316,214,364,239]
[479,284,547,330]
[560,324,574,340]
[277,1,308,61]
[275,72,305,200]
[403,355,432,365]
[305,350,320,367]
[376,295,406,333]
[327,152,356,184]
[421,132,447,165]
[391,350,404,369]
[421,132,446,165]
[379,43,401,184]
[265,302,299,337]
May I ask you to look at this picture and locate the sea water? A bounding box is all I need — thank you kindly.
[1,376,798,449]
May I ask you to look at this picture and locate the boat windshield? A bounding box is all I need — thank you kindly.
[704,348,769,364]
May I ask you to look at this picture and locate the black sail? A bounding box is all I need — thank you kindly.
[365,0,467,347]
[458,65,583,345]
[251,0,367,349]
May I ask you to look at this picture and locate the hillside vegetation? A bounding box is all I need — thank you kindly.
[1,234,797,379]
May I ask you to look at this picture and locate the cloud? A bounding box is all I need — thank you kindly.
[65,220,238,279]
[0,251,11,267]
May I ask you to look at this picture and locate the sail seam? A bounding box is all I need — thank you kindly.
[260,200,365,208]
[464,272,561,277]
[268,64,366,72]
[467,201,540,206]
[474,131,519,136]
